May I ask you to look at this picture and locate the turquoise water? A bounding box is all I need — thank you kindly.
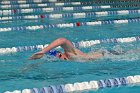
[1,1,140,93]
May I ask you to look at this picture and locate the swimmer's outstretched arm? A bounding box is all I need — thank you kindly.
[29,38,74,60]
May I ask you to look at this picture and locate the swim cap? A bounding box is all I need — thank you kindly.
[46,50,59,56]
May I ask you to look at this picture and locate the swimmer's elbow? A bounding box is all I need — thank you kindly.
[57,38,69,45]
[58,38,67,42]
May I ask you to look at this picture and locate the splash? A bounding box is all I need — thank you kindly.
[101,45,140,62]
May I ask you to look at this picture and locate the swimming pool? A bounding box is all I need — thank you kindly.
[1,0,140,93]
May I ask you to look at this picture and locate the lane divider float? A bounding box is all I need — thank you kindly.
[0,5,111,15]
[0,9,140,21]
[0,36,139,54]
[4,75,140,93]
[0,17,140,32]
[0,0,140,5]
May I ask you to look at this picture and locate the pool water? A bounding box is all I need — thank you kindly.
[1,0,140,93]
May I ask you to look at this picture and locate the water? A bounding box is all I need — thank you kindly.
[1,1,140,93]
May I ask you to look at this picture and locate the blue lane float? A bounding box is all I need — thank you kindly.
[0,2,84,9]
[4,75,140,93]
[0,5,111,16]
[92,0,140,4]
[0,0,139,5]
[0,9,139,21]
[0,1,81,5]
[1,4,140,16]
[0,17,140,32]
[0,36,139,54]
[0,4,140,15]
[0,1,117,10]
[0,3,140,10]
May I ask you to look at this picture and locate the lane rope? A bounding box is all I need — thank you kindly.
[0,0,140,5]
[0,36,139,54]
[0,4,140,15]
[0,9,140,21]
[4,75,140,93]
[0,5,111,15]
[0,17,140,32]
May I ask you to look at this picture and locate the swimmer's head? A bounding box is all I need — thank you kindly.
[47,50,68,60]
[56,51,69,60]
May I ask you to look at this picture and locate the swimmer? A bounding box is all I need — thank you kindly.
[29,38,104,60]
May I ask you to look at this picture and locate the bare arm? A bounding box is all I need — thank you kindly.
[85,52,103,60]
[29,38,74,60]
[41,38,74,53]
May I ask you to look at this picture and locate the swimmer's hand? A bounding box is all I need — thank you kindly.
[29,52,45,60]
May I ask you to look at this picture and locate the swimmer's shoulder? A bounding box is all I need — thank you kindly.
[73,48,85,55]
